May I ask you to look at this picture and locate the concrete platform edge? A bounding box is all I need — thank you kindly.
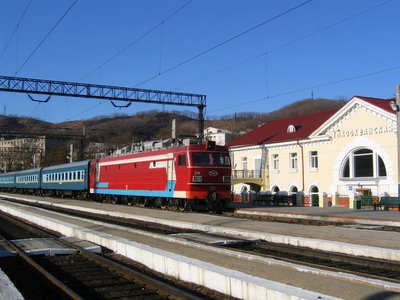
[236,208,400,227]
[2,194,399,262]
[0,202,340,300]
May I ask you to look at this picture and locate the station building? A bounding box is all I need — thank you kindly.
[228,96,398,207]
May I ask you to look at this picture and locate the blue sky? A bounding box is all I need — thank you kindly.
[0,0,399,124]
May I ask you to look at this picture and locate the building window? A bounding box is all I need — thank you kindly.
[242,157,248,170]
[289,153,298,171]
[341,148,387,179]
[289,186,298,195]
[272,154,279,171]
[309,151,318,169]
[271,186,279,194]
[178,154,186,166]
[354,149,373,177]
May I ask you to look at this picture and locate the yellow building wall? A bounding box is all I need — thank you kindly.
[268,104,397,197]
[231,101,398,201]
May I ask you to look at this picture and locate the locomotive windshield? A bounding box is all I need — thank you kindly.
[213,153,230,166]
[193,153,211,165]
[192,153,230,166]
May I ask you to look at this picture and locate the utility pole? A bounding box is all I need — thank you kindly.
[396,85,400,197]
[69,144,73,163]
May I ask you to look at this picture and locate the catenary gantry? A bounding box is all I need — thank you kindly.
[0,75,206,138]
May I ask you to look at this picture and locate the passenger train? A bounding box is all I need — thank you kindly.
[0,140,232,211]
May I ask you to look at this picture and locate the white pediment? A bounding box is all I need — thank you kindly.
[310,97,396,138]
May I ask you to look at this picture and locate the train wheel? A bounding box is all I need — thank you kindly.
[137,198,148,207]
[177,199,187,211]
[126,197,134,206]
[160,198,169,210]
[111,195,118,204]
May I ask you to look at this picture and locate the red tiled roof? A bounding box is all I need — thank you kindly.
[354,96,395,114]
[228,109,339,147]
[228,96,396,148]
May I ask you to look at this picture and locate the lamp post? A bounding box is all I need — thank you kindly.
[392,86,400,197]
[397,86,400,197]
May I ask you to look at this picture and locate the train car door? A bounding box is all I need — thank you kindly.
[89,160,98,191]
[166,158,175,192]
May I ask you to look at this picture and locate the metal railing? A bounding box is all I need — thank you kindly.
[232,169,263,179]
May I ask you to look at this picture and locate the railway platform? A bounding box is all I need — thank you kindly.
[0,193,399,299]
[0,269,23,300]
[229,203,400,228]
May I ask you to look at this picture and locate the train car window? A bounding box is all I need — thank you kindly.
[178,155,186,166]
[153,161,156,167]
[193,153,211,165]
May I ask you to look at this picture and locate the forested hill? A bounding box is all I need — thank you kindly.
[0,98,346,144]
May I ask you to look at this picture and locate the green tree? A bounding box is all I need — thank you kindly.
[42,145,69,166]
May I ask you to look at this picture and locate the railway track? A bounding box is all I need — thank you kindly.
[1,195,399,295]
[0,212,224,300]
[225,241,400,284]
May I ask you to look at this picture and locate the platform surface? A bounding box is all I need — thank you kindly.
[229,203,400,227]
[0,193,399,300]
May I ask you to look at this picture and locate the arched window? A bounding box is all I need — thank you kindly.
[310,186,319,194]
[289,186,298,195]
[341,148,386,179]
[271,186,279,194]
[287,125,297,133]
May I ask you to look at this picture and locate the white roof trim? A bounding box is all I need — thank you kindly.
[310,96,395,138]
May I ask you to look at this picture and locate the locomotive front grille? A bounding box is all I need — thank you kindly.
[223,176,231,183]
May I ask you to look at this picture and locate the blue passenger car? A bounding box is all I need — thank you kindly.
[41,160,90,198]
[0,172,16,191]
[15,168,41,191]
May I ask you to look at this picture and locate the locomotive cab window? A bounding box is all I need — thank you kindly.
[178,154,186,166]
[213,153,230,166]
[192,153,211,165]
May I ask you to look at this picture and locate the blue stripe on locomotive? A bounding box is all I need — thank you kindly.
[94,181,177,198]
[15,168,41,189]
[41,160,90,191]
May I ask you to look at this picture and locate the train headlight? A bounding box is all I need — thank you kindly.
[193,176,203,182]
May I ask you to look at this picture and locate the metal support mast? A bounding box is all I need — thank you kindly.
[0,75,206,139]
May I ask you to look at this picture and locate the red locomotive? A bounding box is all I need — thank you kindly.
[89,140,231,211]
[0,140,232,211]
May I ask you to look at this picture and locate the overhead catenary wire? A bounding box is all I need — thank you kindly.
[77,0,193,82]
[14,0,79,76]
[135,0,313,87]
[209,65,400,114]
[0,0,33,60]
[173,0,394,91]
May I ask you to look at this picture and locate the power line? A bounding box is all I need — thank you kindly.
[78,0,193,82]
[14,0,79,75]
[0,0,33,60]
[209,65,400,114]
[174,0,394,91]
[135,0,313,87]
